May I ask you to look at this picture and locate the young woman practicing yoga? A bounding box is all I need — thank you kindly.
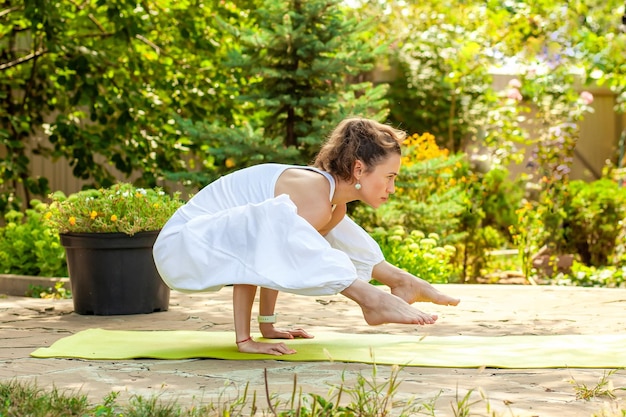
[153,117,460,355]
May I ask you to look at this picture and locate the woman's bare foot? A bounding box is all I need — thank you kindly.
[341,280,438,326]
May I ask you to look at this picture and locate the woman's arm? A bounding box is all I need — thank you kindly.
[258,288,313,340]
[232,285,297,355]
[318,203,347,236]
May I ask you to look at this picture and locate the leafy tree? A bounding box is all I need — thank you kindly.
[189,0,389,171]
[0,0,242,211]
[356,0,626,152]
[352,2,490,148]
[387,23,496,152]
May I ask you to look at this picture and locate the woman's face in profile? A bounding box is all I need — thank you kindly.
[358,153,401,209]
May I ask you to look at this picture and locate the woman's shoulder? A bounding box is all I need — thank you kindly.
[276,167,332,198]
[276,168,334,230]
[279,166,331,185]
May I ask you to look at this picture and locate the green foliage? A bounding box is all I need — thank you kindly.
[0,200,67,277]
[476,167,525,240]
[213,0,389,167]
[510,200,545,279]
[357,0,625,173]
[1,1,392,204]
[562,179,626,266]
[570,0,626,114]
[0,0,243,207]
[25,281,71,299]
[0,367,436,417]
[555,261,626,288]
[455,164,525,281]
[176,118,302,185]
[46,183,184,236]
[613,214,626,267]
[355,1,532,161]
[386,21,496,152]
[0,380,91,416]
[370,226,459,284]
[512,177,626,280]
[570,370,626,401]
[5,0,626,286]
[521,68,594,190]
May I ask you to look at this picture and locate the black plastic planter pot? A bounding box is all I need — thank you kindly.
[60,231,170,315]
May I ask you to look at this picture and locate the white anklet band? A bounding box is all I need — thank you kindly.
[257,314,277,324]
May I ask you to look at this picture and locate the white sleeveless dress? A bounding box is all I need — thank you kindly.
[152,163,384,296]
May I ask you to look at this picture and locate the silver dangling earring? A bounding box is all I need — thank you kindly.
[355,182,362,190]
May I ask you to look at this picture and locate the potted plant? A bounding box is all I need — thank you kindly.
[46,183,184,315]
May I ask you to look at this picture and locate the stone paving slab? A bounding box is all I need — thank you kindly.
[1,284,626,416]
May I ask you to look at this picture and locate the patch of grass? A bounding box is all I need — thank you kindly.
[3,367,625,417]
[450,387,488,417]
[418,390,442,417]
[0,379,92,416]
[343,364,418,416]
[0,366,447,417]
[571,370,626,401]
[267,364,425,416]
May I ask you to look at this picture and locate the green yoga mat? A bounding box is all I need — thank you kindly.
[31,329,626,369]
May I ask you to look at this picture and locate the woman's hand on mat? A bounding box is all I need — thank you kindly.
[237,338,297,355]
[260,324,314,340]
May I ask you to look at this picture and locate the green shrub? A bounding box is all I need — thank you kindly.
[370,225,459,284]
[555,261,626,288]
[510,200,545,279]
[455,164,524,280]
[562,179,626,267]
[0,200,67,277]
[478,167,525,241]
[613,218,626,267]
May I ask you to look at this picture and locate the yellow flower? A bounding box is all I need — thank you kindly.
[44,212,52,220]
[90,210,98,219]
[153,203,159,209]
[225,158,236,168]
[69,216,76,226]
[110,214,118,222]
[402,132,449,165]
